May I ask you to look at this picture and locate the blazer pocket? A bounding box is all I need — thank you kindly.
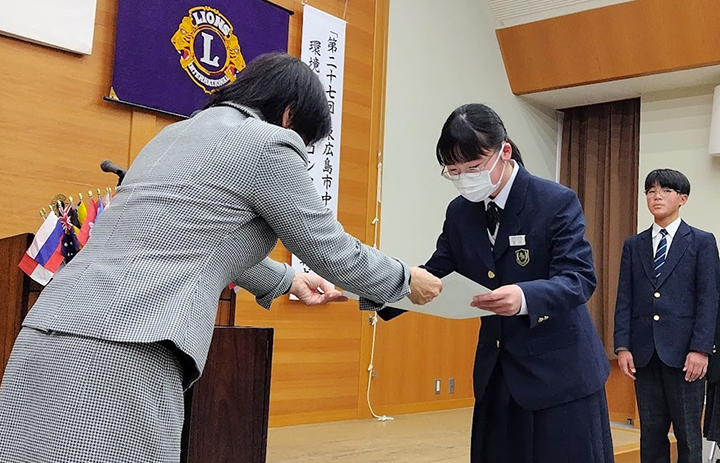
[528,328,578,356]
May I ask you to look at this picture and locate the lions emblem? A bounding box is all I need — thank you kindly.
[171,7,246,93]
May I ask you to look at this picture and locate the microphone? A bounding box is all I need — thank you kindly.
[100,160,127,186]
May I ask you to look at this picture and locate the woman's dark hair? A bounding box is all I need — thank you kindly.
[205,52,331,145]
[644,169,691,195]
[436,103,524,167]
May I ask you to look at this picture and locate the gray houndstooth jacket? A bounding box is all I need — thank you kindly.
[22,103,410,387]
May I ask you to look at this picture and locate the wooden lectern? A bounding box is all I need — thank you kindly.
[0,234,42,386]
[0,233,273,463]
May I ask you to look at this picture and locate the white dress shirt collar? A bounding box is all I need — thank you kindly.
[484,159,520,210]
[652,217,682,239]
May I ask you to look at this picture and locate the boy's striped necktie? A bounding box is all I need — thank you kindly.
[654,229,668,279]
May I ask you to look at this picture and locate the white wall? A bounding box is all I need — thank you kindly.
[639,86,720,239]
[379,0,559,273]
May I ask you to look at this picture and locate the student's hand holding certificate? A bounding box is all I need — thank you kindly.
[470,285,524,316]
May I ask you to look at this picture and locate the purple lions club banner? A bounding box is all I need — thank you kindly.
[109,0,291,117]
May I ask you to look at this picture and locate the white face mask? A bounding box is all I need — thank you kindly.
[449,149,505,202]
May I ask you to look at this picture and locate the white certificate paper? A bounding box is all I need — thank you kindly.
[389,272,494,318]
[346,272,495,319]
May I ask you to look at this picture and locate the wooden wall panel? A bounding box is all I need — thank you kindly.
[370,313,479,414]
[0,0,131,237]
[233,261,364,427]
[496,0,720,94]
[606,360,637,424]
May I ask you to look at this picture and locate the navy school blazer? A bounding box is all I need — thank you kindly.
[614,221,719,370]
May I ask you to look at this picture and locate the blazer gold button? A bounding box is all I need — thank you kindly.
[654,292,660,298]
[653,315,660,321]
[488,270,495,279]
[496,340,500,348]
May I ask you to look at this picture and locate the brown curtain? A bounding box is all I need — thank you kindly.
[560,98,640,358]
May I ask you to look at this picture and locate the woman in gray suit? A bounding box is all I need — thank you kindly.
[0,53,442,462]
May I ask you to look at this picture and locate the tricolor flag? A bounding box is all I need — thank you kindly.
[18,213,65,285]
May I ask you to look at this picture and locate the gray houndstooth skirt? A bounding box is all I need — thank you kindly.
[0,327,185,463]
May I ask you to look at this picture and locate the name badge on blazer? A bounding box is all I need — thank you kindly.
[509,235,526,246]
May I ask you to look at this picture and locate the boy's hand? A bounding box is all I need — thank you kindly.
[683,351,708,382]
[617,350,636,380]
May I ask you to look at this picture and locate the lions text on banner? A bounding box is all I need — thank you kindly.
[291,5,347,279]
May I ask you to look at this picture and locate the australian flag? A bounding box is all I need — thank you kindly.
[59,204,80,263]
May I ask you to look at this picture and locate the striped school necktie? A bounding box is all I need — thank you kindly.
[654,229,668,279]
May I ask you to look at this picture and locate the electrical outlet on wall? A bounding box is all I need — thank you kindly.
[449,378,455,394]
[434,379,441,395]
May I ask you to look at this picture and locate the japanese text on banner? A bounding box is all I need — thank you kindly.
[293,5,347,276]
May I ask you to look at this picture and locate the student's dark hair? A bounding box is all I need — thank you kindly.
[644,169,691,195]
[436,103,524,167]
[205,52,331,145]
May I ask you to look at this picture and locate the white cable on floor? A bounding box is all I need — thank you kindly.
[366,312,393,421]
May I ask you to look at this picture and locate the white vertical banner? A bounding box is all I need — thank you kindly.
[292,5,347,279]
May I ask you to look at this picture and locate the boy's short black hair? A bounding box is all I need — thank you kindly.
[644,169,691,196]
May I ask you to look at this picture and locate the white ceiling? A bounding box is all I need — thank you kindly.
[487,0,637,28]
[521,65,720,110]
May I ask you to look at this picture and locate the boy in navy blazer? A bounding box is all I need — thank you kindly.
[614,169,719,463]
